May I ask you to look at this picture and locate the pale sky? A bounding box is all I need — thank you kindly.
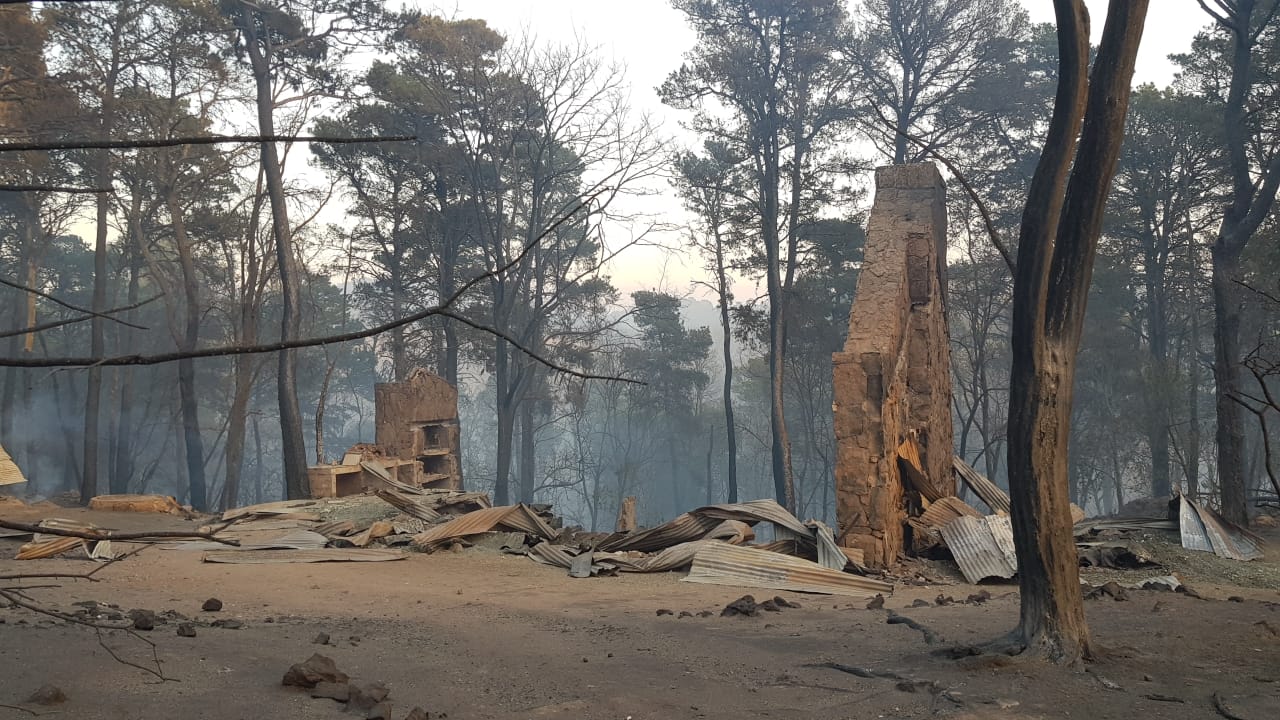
[417,1,1213,300]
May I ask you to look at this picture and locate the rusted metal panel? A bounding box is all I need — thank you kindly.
[201,549,404,564]
[939,515,1017,583]
[410,504,555,549]
[682,543,893,598]
[596,513,722,552]
[1180,494,1263,561]
[917,496,982,529]
[17,536,83,560]
[375,489,443,523]
[898,435,944,502]
[692,499,812,537]
[0,442,25,486]
[952,457,1011,515]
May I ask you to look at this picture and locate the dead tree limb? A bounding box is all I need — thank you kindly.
[0,134,414,153]
[0,276,147,330]
[861,99,1016,273]
[0,293,161,339]
[0,519,240,546]
[0,183,111,193]
[0,191,644,384]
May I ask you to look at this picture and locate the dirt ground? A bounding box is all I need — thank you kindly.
[1,501,1278,720]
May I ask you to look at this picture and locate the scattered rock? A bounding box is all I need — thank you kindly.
[311,681,351,703]
[313,632,331,645]
[965,590,992,605]
[678,611,693,618]
[759,599,782,612]
[909,599,931,608]
[1228,596,1245,603]
[202,598,223,612]
[1095,675,1123,691]
[772,596,799,609]
[866,594,885,610]
[895,679,936,693]
[282,654,349,688]
[1143,693,1185,703]
[697,610,714,618]
[176,622,197,637]
[212,619,243,629]
[1087,582,1129,602]
[365,702,393,720]
[655,608,673,616]
[404,707,429,720]
[935,594,955,606]
[129,609,157,631]
[721,595,760,618]
[993,698,1020,709]
[347,681,391,712]
[26,685,67,706]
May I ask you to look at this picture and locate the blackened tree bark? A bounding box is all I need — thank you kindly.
[1004,0,1148,663]
[1198,0,1280,525]
[235,2,308,501]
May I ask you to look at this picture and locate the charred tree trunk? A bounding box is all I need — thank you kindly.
[712,225,738,503]
[168,190,208,511]
[239,5,308,500]
[1212,247,1247,521]
[1205,0,1280,525]
[519,399,535,504]
[1004,0,1148,664]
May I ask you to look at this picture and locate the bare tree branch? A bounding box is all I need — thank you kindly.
[0,519,240,546]
[0,192,642,384]
[861,96,1016,273]
[0,276,149,330]
[0,134,414,153]
[0,293,162,340]
[0,184,111,193]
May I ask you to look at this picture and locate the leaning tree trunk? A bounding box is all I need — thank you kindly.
[1005,0,1148,664]
[1211,245,1248,523]
[241,6,308,501]
[169,190,208,511]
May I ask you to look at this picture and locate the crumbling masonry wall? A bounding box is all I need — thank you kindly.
[832,163,954,568]
[375,369,464,491]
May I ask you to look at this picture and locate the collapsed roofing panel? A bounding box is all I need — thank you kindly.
[939,515,1018,584]
[683,543,893,598]
[1178,494,1263,561]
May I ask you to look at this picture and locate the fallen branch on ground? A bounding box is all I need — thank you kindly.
[0,519,240,547]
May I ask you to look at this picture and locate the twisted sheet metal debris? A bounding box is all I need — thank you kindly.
[0,442,25,486]
[201,548,405,564]
[939,515,1018,583]
[1178,494,1263,561]
[411,504,556,549]
[953,457,1011,514]
[683,543,893,598]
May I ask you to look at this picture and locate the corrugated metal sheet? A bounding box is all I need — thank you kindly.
[0,442,25,486]
[239,529,331,551]
[953,457,1011,515]
[596,513,722,552]
[16,536,83,560]
[1181,494,1263,561]
[683,543,894,598]
[222,499,319,522]
[411,504,555,549]
[917,496,982,529]
[897,435,944,501]
[375,489,443,523]
[1177,495,1214,553]
[806,520,850,571]
[201,549,404,564]
[939,515,1017,583]
[692,500,812,537]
